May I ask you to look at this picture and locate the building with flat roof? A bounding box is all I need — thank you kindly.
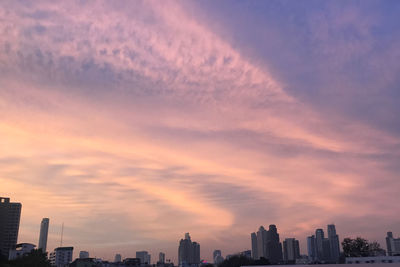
[0,197,22,259]
[38,218,50,253]
[50,247,74,267]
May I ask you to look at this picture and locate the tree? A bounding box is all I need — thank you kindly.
[8,249,51,267]
[342,237,370,257]
[342,237,385,257]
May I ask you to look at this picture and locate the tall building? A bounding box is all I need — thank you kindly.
[136,251,151,265]
[38,218,50,253]
[213,250,223,264]
[283,238,300,262]
[251,232,258,260]
[178,233,200,266]
[50,247,73,267]
[251,225,283,264]
[307,235,317,262]
[327,224,340,262]
[309,225,340,263]
[114,253,122,262]
[0,197,22,258]
[386,232,400,256]
[159,252,165,264]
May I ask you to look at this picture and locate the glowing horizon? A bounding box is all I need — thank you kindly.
[1,0,400,263]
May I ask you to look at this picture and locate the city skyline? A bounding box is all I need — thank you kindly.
[1,0,400,264]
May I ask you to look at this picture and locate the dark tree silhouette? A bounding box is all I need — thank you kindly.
[7,249,51,267]
[342,237,385,257]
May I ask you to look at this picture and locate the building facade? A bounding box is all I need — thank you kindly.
[136,251,151,265]
[178,233,200,266]
[250,225,283,264]
[8,243,36,260]
[38,218,50,253]
[50,247,74,267]
[0,197,22,259]
[386,232,400,256]
[283,238,300,262]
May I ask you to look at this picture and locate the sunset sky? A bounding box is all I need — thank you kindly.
[1,0,400,263]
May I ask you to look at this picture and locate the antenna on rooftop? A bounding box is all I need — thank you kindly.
[60,222,64,247]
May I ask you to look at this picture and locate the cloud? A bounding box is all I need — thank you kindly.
[1,0,400,262]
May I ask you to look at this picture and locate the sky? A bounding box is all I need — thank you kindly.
[1,0,400,263]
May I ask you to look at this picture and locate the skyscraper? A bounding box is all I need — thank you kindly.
[178,233,200,266]
[0,197,22,258]
[327,224,340,262]
[114,253,122,262]
[251,225,283,264]
[283,238,300,262]
[38,218,49,253]
[307,235,317,262]
[136,251,151,265]
[315,229,325,261]
[159,252,165,264]
[386,232,400,256]
[251,232,258,260]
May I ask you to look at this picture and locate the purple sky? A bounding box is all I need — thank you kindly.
[1,0,400,263]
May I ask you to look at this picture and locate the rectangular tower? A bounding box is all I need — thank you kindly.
[0,197,22,259]
[38,218,50,253]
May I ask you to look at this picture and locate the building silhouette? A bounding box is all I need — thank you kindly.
[386,232,400,256]
[50,247,73,267]
[308,224,340,263]
[159,252,165,264]
[136,251,151,265]
[283,238,300,262]
[38,218,49,253]
[0,197,22,259]
[79,250,89,259]
[250,224,283,264]
[178,233,200,266]
[114,253,122,262]
[213,249,224,264]
[328,224,340,262]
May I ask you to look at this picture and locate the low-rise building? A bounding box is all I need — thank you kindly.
[346,256,400,264]
[8,243,35,260]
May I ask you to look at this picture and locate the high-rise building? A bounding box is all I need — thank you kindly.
[386,232,400,256]
[178,233,200,266]
[309,225,340,263]
[79,251,89,259]
[159,252,165,264]
[213,250,222,264]
[114,253,122,262]
[38,218,49,253]
[251,232,258,260]
[283,238,300,262]
[0,197,22,258]
[307,235,317,262]
[49,247,73,267]
[327,224,340,262]
[251,225,283,264]
[136,251,151,265]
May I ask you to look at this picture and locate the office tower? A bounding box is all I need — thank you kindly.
[283,238,300,262]
[213,249,222,264]
[251,232,258,260]
[38,218,50,253]
[256,226,267,259]
[79,251,89,259]
[327,224,340,262]
[307,235,317,262]
[251,225,283,264]
[136,251,151,265]
[0,197,22,258]
[178,233,201,266]
[50,247,73,267]
[159,252,165,263]
[386,232,400,256]
[266,225,283,264]
[315,229,324,261]
[114,253,122,262]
